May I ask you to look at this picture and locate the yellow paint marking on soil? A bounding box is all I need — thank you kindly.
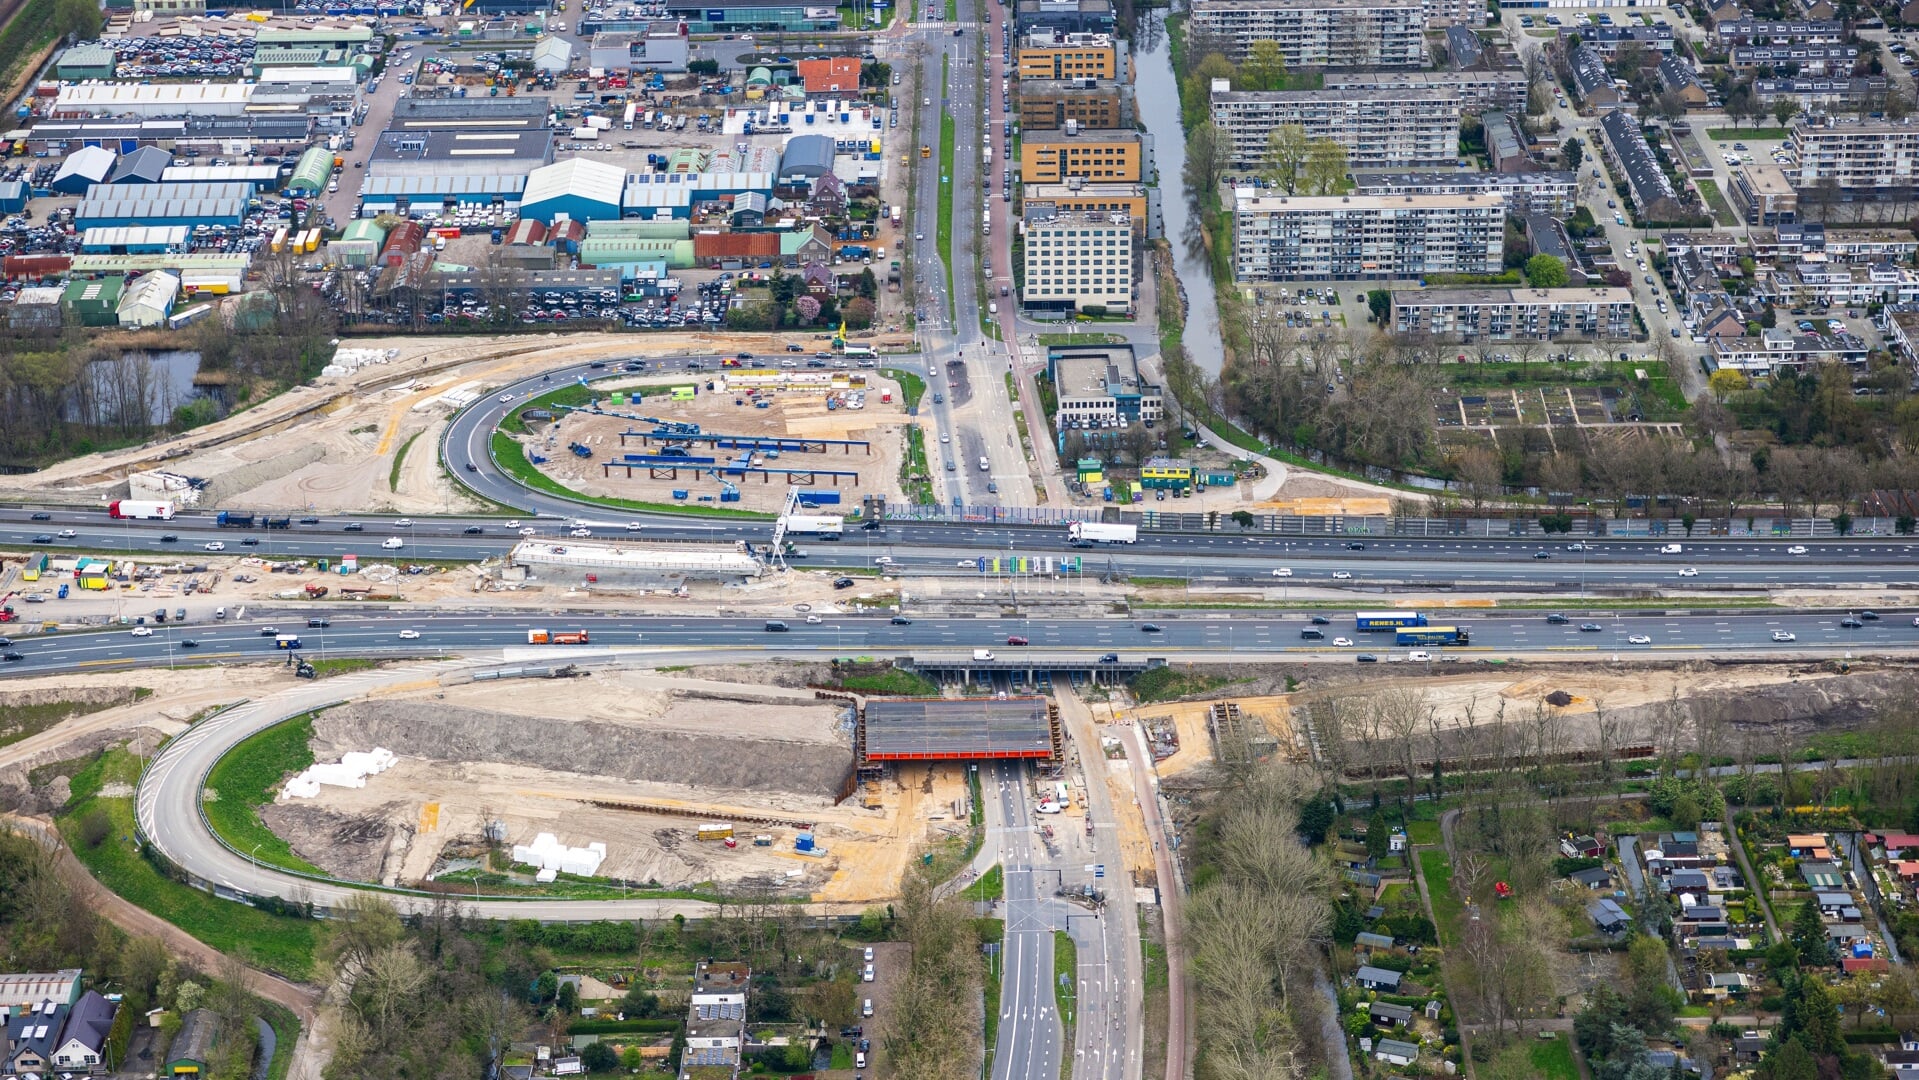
[418,802,440,833]
[374,380,450,455]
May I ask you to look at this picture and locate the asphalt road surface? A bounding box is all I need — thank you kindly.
[990,760,1065,1080]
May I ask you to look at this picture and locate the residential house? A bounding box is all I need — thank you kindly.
[681,961,749,1080]
[1567,24,1676,55]
[1728,43,1859,74]
[1874,833,1919,859]
[6,999,69,1075]
[1355,966,1402,992]
[779,225,834,267]
[1568,866,1614,890]
[50,991,118,1074]
[1483,109,1533,173]
[1657,57,1711,108]
[1682,905,1727,925]
[1816,890,1861,919]
[1588,898,1633,934]
[1693,305,1748,340]
[1598,110,1683,219]
[1709,973,1755,995]
[1370,1002,1414,1028]
[1709,330,1868,375]
[1663,868,1712,893]
[794,56,862,94]
[1880,1047,1919,1077]
[1569,44,1622,108]
[800,262,835,295]
[1561,835,1604,859]
[1375,1039,1421,1067]
[1734,1035,1766,1063]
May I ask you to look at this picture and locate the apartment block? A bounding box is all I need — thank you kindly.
[1353,170,1578,216]
[1713,18,1845,45]
[1230,190,1504,281]
[1187,0,1425,67]
[1016,29,1118,80]
[1728,43,1858,73]
[1019,125,1144,183]
[1753,76,1889,113]
[1022,206,1135,314]
[1014,0,1116,35]
[1389,287,1638,340]
[1322,67,1528,113]
[1209,81,1461,170]
[1598,110,1682,217]
[1709,328,1867,373]
[1014,78,1129,130]
[1021,181,1149,234]
[1731,164,1799,225]
[1786,118,1919,196]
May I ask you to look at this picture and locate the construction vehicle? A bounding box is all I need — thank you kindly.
[304,584,329,598]
[216,511,256,529]
[527,629,591,644]
[294,661,317,679]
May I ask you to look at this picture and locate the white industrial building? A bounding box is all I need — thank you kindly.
[533,36,574,74]
[52,83,253,119]
[116,272,180,327]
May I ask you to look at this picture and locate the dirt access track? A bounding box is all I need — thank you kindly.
[0,330,909,516]
[262,668,969,902]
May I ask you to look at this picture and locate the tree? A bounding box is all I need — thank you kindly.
[1368,289,1392,325]
[556,979,578,1015]
[1790,898,1829,968]
[1301,138,1349,196]
[1525,254,1569,288]
[1761,1035,1819,1080]
[1261,125,1310,194]
[579,1041,618,1072]
[1565,136,1584,171]
[1708,368,1749,401]
[1774,98,1802,128]
[620,1046,644,1070]
[1365,811,1390,860]
[1182,53,1238,125]
[1183,121,1228,197]
[843,296,877,329]
[1241,40,1288,91]
[794,294,822,324]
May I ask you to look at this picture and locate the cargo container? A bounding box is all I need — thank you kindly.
[696,822,734,840]
[108,499,175,520]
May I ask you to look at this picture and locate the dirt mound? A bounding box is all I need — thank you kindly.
[260,801,404,883]
[310,699,854,798]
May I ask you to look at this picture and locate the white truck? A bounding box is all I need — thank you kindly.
[1068,521,1138,544]
[973,648,995,661]
[779,514,845,536]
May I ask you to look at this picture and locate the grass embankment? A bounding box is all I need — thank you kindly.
[959,864,1004,902]
[490,431,769,519]
[428,868,720,902]
[0,692,149,750]
[59,749,319,980]
[883,368,927,410]
[1054,930,1077,1079]
[260,1002,303,1080]
[901,427,935,504]
[302,657,381,678]
[980,917,1005,1078]
[1695,178,1739,228]
[203,714,326,877]
[496,383,598,435]
[937,55,957,322]
[389,430,423,492]
[837,668,940,695]
[1037,333,1125,347]
[1417,848,1463,945]
[1131,667,1251,704]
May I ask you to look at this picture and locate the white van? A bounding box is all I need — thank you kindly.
[1407,650,1433,662]
[978,456,990,472]
[973,648,995,661]
[382,537,405,549]
[1660,543,1683,554]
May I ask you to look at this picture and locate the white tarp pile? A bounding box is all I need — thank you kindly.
[280,748,398,799]
[320,347,400,378]
[511,832,607,877]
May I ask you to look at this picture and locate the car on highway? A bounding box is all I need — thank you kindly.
[28,512,49,520]
[30,534,51,543]
[1579,623,1603,632]
[396,519,413,527]
[1546,613,1569,624]
[627,521,645,531]
[179,640,198,648]
[258,627,278,636]
[398,629,421,639]
[344,523,365,531]
[1407,650,1432,662]
[1310,615,1331,625]
[891,616,912,625]
[1787,545,1808,554]
[1566,542,1587,552]
[1772,630,1797,641]
[56,529,75,538]
[1099,652,1119,663]
[1532,550,1551,559]
[1862,610,1881,620]
[1678,567,1698,577]
[499,394,513,403]
[805,615,823,624]
[1356,653,1378,663]
[1006,635,1029,645]
[569,528,592,538]
[130,626,153,637]
[1346,541,1365,550]
[874,556,893,565]
[382,538,405,549]
[505,520,520,528]
[1271,567,1293,577]
[240,537,259,546]
[160,534,178,543]
[520,527,537,536]
[0,652,20,662]
[307,618,331,628]
[300,517,319,525]
[1628,634,1652,644]
[1841,617,1864,628]
[464,526,484,534]
[1333,637,1354,647]
[1332,570,1353,579]
[204,541,226,551]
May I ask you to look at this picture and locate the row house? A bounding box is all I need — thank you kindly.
[1710,329,1869,374]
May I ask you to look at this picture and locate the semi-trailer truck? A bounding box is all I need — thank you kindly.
[527,629,591,644]
[1396,626,1469,646]
[1355,611,1427,631]
[107,500,175,520]
[1067,521,1137,544]
[216,511,256,528]
[780,514,845,536]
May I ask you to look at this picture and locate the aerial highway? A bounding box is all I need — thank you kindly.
[988,759,1066,1080]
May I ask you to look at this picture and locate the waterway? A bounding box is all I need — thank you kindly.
[60,350,205,426]
[1135,7,1226,379]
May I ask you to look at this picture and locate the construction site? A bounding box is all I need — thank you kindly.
[512,370,909,515]
[254,668,979,903]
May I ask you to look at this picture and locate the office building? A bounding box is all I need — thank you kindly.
[1353,170,1577,215]
[1389,287,1637,340]
[1230,190,1504,281]
[1015,0,1116,35]
[1321,67,1528,113]
[1208,81,1460,170]
[1786,118,1919,197]
[1044,344,1163,431]
[1015,79,1129,129]
[1187,0,1426,67]
[1021,206,1134,314]
[1016,30,1119,80]
[1019,126,1145,183]
[1021,181,1148,234]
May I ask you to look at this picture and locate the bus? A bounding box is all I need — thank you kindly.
[1396,626,1468,646]
[1356,611,1426,632]
[275,634,303,650]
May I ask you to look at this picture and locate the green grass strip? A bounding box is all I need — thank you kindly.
[60,750,319,980]
[883,367,927,410]
[1695,178,1738,228]
[938,56,957,323]
[203,713,325,876]
[960,864,1004,901]
[389,429,423,493]
[1054,929,1077,1079]
[490,430,770,519]
[838,667,940,695]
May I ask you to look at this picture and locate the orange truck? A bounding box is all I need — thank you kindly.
[527,629,590,644]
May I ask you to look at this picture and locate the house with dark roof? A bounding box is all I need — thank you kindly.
[1657,57,1711,108]
[1588,898,1633,934]
[7,999,71,1075]
[166,1009,222,1077]
[50,990,117,1073]
[1567,866,1614,890]
[1598,110,1682,219]
[1733,1034,1766,1063]
[1569,44,1622,107]
[1560,835,1604,859]
[1370,1002,1414,1028]
[1355,966,1402,992]
[1447,25,1486,69]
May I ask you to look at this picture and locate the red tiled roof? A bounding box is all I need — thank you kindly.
[692,232,779,258]
[797,56,861,93]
